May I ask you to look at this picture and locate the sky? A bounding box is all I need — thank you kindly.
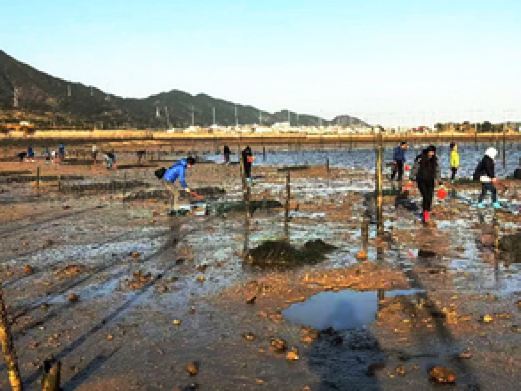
[1,0,520,126]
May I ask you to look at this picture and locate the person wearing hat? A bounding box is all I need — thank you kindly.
[476,147,500,209]
[411,145,440,224]
[157,156,203,208]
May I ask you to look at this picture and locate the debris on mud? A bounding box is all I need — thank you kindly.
[245,239,336,269]
[429,366,456,384]
[54,264,85,279]
[270,337,287,353]
[23,264,34,274]
[185,361,199,376]
[242,332,256,342]
[67,293,80,303]
[286,347,299,361]
[126,270,153,290]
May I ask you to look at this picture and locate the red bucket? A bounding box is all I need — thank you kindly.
[437,187,448,200]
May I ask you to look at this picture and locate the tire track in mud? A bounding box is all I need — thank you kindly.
[0,204,107,239]
[8,228,174,327]
[19,224,187,388]
[1,228,168,289]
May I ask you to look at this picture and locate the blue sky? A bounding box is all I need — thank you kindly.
[1,0,520,125]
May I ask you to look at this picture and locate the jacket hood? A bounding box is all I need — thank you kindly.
[485,147,498,159]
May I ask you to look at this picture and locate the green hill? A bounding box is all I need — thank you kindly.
[0,50,368,129]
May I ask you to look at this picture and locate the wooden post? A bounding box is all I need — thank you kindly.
[361,217,369,253]
[58,175,61,192]
[502,123,506,170]
[375,132,384,235]
[41,358,61,391]
[285,171,291,223]
[0,288,23,391]
[325,157,330,173]
[239,154,251,219]
[284,171,291,240]
[36,166,40,188]
[263,146,266,162]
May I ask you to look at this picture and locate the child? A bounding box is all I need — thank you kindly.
[449,142,460,181]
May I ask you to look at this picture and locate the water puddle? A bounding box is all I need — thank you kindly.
[283,288,423,330]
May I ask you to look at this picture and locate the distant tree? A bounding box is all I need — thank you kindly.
[481,121,492,133]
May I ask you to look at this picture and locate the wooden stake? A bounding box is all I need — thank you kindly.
[375,132,384,235]
[361,217,369,253]
[0,288,23,391]
[41,358,61,391]
[36,166,40,188]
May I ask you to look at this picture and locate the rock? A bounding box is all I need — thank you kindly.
[429,366,456,384]
[356,250,368,261]
[172,319,182,326]
[458,350,472,359]
[246,295,257,304]
[242,332,256,342]
[196,275,206,283]
[23,264,34,274]
[185,361,199,376]
[106,334,114,341]
[480,314,494,323]
[395,365,406,376]
[286,347,299,361]
[270,337,287,353]
[67,293,79,303]
[300,327,319,344]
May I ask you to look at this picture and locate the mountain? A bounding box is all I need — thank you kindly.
[0,50,368,129]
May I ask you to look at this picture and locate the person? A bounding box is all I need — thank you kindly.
[91,145,98,163]
[17,151,27,162]
[476,147,500,209]
[411,145,440,224]
[27,146,35,162]
[449,142,460,181]
[391,142,408,181]
[241,146,254,184]
[223,145,231,164]
[104,151,117,169]
[51,150,57,164]
[58,143,65,161]
[44,147,51,163]
[159,157,202,207]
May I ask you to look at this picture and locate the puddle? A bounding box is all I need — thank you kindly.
[283,288,423,330]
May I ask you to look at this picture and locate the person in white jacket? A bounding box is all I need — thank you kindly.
[476,147,500,209]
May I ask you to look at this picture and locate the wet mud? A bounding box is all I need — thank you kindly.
[0,143,520,390]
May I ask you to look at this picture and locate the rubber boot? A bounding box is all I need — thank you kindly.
[422,210,430,223]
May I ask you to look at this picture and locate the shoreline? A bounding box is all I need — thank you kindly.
[1,130,521,146]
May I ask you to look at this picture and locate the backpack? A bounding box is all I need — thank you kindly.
[472,160,483,181]
[154,167,166,179]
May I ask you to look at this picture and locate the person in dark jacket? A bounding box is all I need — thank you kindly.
[223,145,231,164]
[391,142,408,181]
[241,146,254,184]
[477,147,500,209]
[411,145,440,224]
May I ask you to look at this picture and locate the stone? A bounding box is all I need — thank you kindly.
[185,361,199,376]
[429,366,456,384]
[270,337,287,353]
[286,347,299,361]
[67,293,79,303]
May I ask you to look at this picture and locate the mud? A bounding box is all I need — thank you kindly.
[0,143,520,390]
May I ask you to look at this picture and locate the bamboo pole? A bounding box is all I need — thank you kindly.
[375,132,384,236]
[0,288,23,391]
[41,358,61,391]
[284,171,291,240]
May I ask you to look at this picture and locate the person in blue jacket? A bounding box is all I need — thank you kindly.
[391,141,408,181]
[159,157,202,206]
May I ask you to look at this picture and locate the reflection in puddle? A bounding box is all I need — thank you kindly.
[283,289,423,330]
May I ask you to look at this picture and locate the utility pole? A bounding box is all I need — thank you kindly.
[156,106,160,118]
[13,87,19,108]
[259,111,262,125]
[191,105,195,126]
[164,106,171,129]
[67,84,72,97]
[296,113,299,126]
[90,86,94,96]
[287,110,290,125]
[234,105,238,127]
